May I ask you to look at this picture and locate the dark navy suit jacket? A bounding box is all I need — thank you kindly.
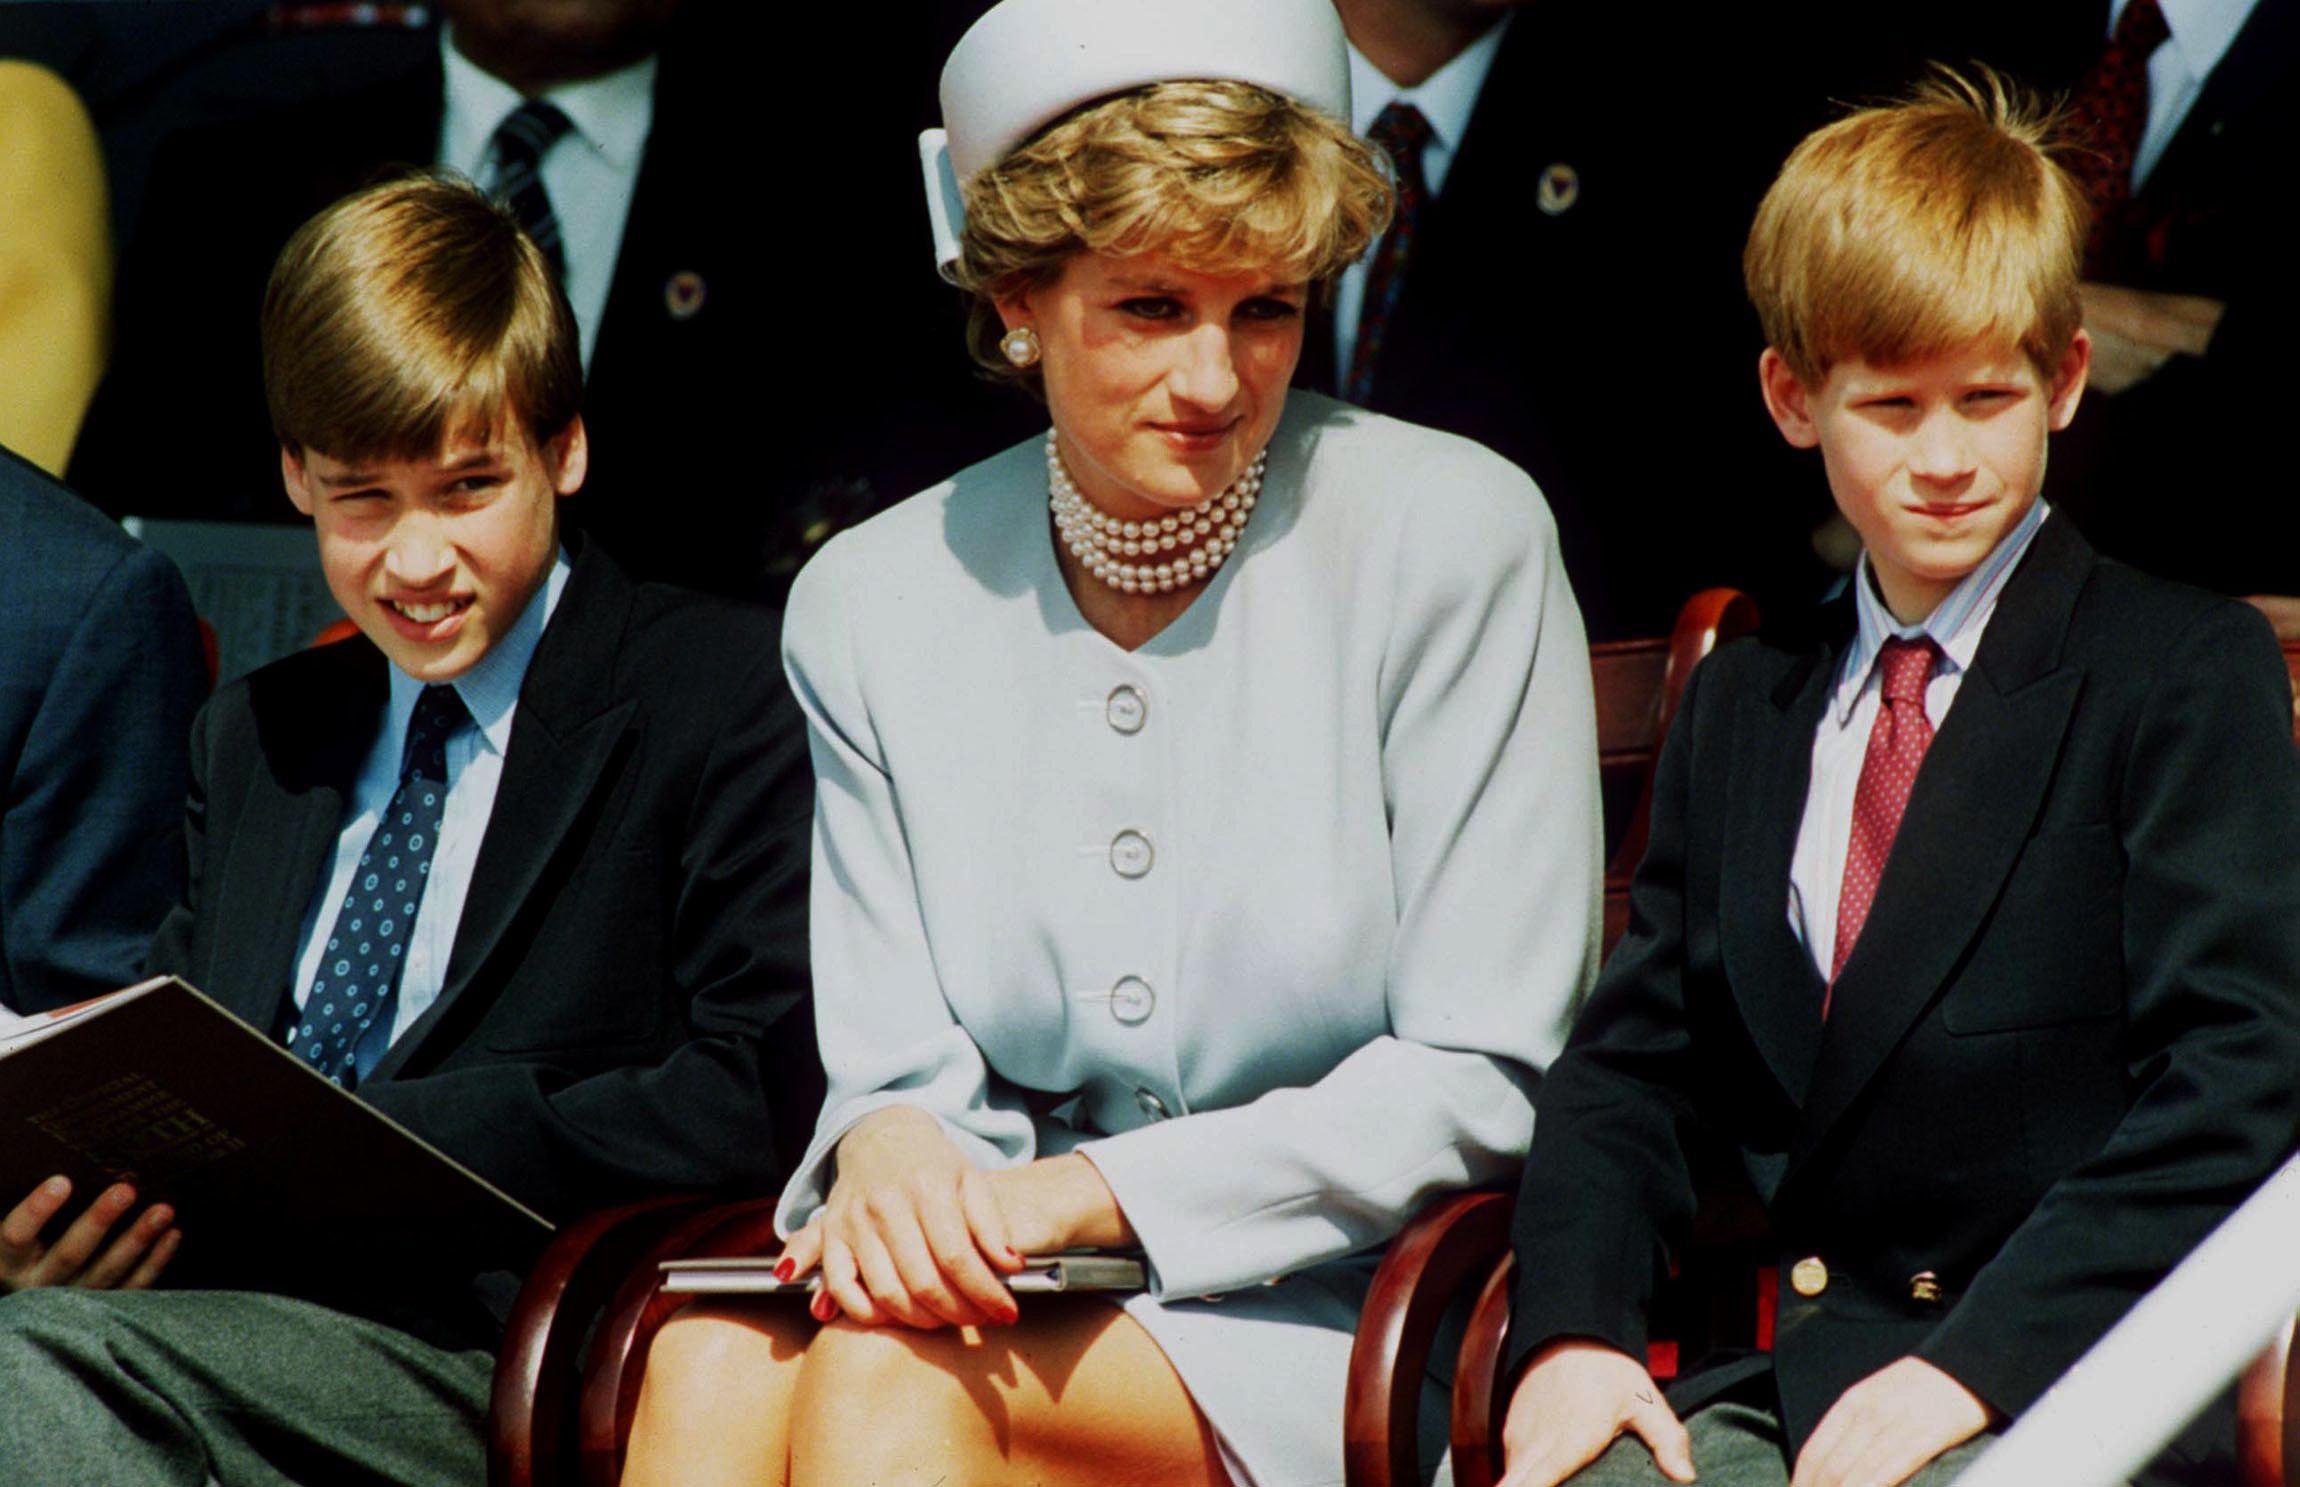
[0,445,204,1013]
[144,542,819,1343]
[1508,517,2300,1473]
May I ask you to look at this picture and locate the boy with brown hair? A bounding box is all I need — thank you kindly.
[1495,71,2300,1487]
[0,172,817,1485]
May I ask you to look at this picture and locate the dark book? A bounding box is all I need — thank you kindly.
[0,976,550,1277]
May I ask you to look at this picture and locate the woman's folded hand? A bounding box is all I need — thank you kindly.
[983,1153,1134,1255]
[782,1105,1024,1330]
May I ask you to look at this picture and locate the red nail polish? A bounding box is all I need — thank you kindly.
[810,1288,833,1321]
[774,1257,796,1282]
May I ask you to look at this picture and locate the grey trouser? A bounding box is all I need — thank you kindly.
[0,1287,493,1486]
[1568,1400,1998,1487]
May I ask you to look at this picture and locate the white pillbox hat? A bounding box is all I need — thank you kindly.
[919,0,1352,280]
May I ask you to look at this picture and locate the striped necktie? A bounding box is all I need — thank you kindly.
[487,98,575,275]
[2066,0,2172,276]
[1347,102,1434,405]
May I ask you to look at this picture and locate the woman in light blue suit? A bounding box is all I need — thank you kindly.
[621,1,1600,1483]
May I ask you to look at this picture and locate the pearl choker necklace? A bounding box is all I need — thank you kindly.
[1046,434,1264,594]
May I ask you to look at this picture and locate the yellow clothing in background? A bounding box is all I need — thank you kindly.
[0,61,110,477]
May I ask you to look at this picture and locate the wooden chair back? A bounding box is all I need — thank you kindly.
[1344,590,1758,1487]
[1592,588,1759,952]
[488,1195,709,1487]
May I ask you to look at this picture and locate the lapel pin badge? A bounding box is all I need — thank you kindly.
[664,270,707,320]
[1537,162,1579,216]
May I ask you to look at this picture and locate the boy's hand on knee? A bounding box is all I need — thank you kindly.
[0,1176,179,1293]
[1497,1339,1695,1487]
[1789,1357,1992,1487]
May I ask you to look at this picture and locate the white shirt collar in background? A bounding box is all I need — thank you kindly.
[437,31,657,372]
[1333,14,1513,376]
[2107,0,2258,187]
[1346,11,1513,198]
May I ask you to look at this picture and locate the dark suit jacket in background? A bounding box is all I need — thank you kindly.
[63,3,1026,602]
[1300,10,1831,641]
[144,541,818,1344]
[2043,0,2298,596]
[0,443,205,1014]
[1507,516,2300,1473]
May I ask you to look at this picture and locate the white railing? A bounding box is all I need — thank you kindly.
[1954,1151,2300,1486]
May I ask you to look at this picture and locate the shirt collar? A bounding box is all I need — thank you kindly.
[1346,11,1512,157]
[2120,0,2256,82]
[440,28,658,175]
[384,546,573,759]
[1832,500,2050,724]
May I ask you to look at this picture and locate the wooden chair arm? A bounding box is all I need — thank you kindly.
[1449,1253,1517,1487]
[487,1193,717,1487]
[1344,1189,1515,1487]
[575,1195,784,1487]
[2239,1314,2298,1487]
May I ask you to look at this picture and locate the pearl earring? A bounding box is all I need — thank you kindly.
[1000,326,1042,368]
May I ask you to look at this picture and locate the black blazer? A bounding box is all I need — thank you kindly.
[1296,11,1827,640]
[144,543,818,1340]
[1506,516,2300,1463]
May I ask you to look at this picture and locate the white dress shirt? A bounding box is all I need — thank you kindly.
[1333,15,1514,374]
[437,32,655,371]
[1788,501,2051,978]
[2109,0,2259,187]
[290,550,571,1056]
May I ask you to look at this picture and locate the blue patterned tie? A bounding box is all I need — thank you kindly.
[487,99,574,275]
[288,684,468,1087]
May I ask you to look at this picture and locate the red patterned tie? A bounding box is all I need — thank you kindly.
[2065,0,2172,276]
[1347,102,1433,404]
[1829,637,1941,998]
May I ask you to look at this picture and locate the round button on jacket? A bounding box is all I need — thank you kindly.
[1135,1087,1171,1121]
[1109,830,1154,878]
[1109,975,1155,1025]
[1790,1257,1830,1297]
[1105,685,1148,734]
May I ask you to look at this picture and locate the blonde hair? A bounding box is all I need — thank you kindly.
[261,170,581,460]
[1743,66,2087,385]
[955,79,1393,380]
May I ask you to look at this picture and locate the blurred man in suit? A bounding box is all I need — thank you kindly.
[67,0,1018,601]
[1312,0,1828,639]
[0,445,205,1016]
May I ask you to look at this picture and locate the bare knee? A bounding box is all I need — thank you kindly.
[644,1302,807,1392]
[624,1301,811,1486]
[792,1316,983,1418]
[790,1320,1000,1483]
